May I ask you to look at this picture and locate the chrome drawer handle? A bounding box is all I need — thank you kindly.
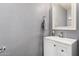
[54,44,56,47]
[61,50,64,52]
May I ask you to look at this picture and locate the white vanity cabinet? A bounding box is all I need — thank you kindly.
[44,36,77,56]
[44,38,58,56]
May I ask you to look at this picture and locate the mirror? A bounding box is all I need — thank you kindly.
[52,3,76,30]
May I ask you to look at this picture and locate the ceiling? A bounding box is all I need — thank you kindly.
[59,3,71,10]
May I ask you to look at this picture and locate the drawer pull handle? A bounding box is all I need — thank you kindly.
[61,50,64,52]
[54,44,56,47]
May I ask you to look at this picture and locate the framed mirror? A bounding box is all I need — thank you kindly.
[52,3,77,30]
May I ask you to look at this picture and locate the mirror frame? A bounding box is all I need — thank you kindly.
[52,3,77,30]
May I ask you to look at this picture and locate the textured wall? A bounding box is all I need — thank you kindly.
[0,3,50,56]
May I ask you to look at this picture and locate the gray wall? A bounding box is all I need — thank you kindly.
[0,3,50,56]
[53,3,79,55]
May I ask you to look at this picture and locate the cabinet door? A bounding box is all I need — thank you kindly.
[55,42,70,56]
[57,46,67,56]
[44,39,57,56]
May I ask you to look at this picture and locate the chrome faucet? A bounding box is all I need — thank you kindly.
[52,30,56,36]
[52,30,63,38]
[58,32,63,37]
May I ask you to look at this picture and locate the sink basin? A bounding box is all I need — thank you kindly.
[44,36,77,45]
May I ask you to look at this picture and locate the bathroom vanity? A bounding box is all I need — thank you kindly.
[44,36,77,56]
[44,3,77,56]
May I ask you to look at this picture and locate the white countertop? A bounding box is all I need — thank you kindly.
[44,36,77,45]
